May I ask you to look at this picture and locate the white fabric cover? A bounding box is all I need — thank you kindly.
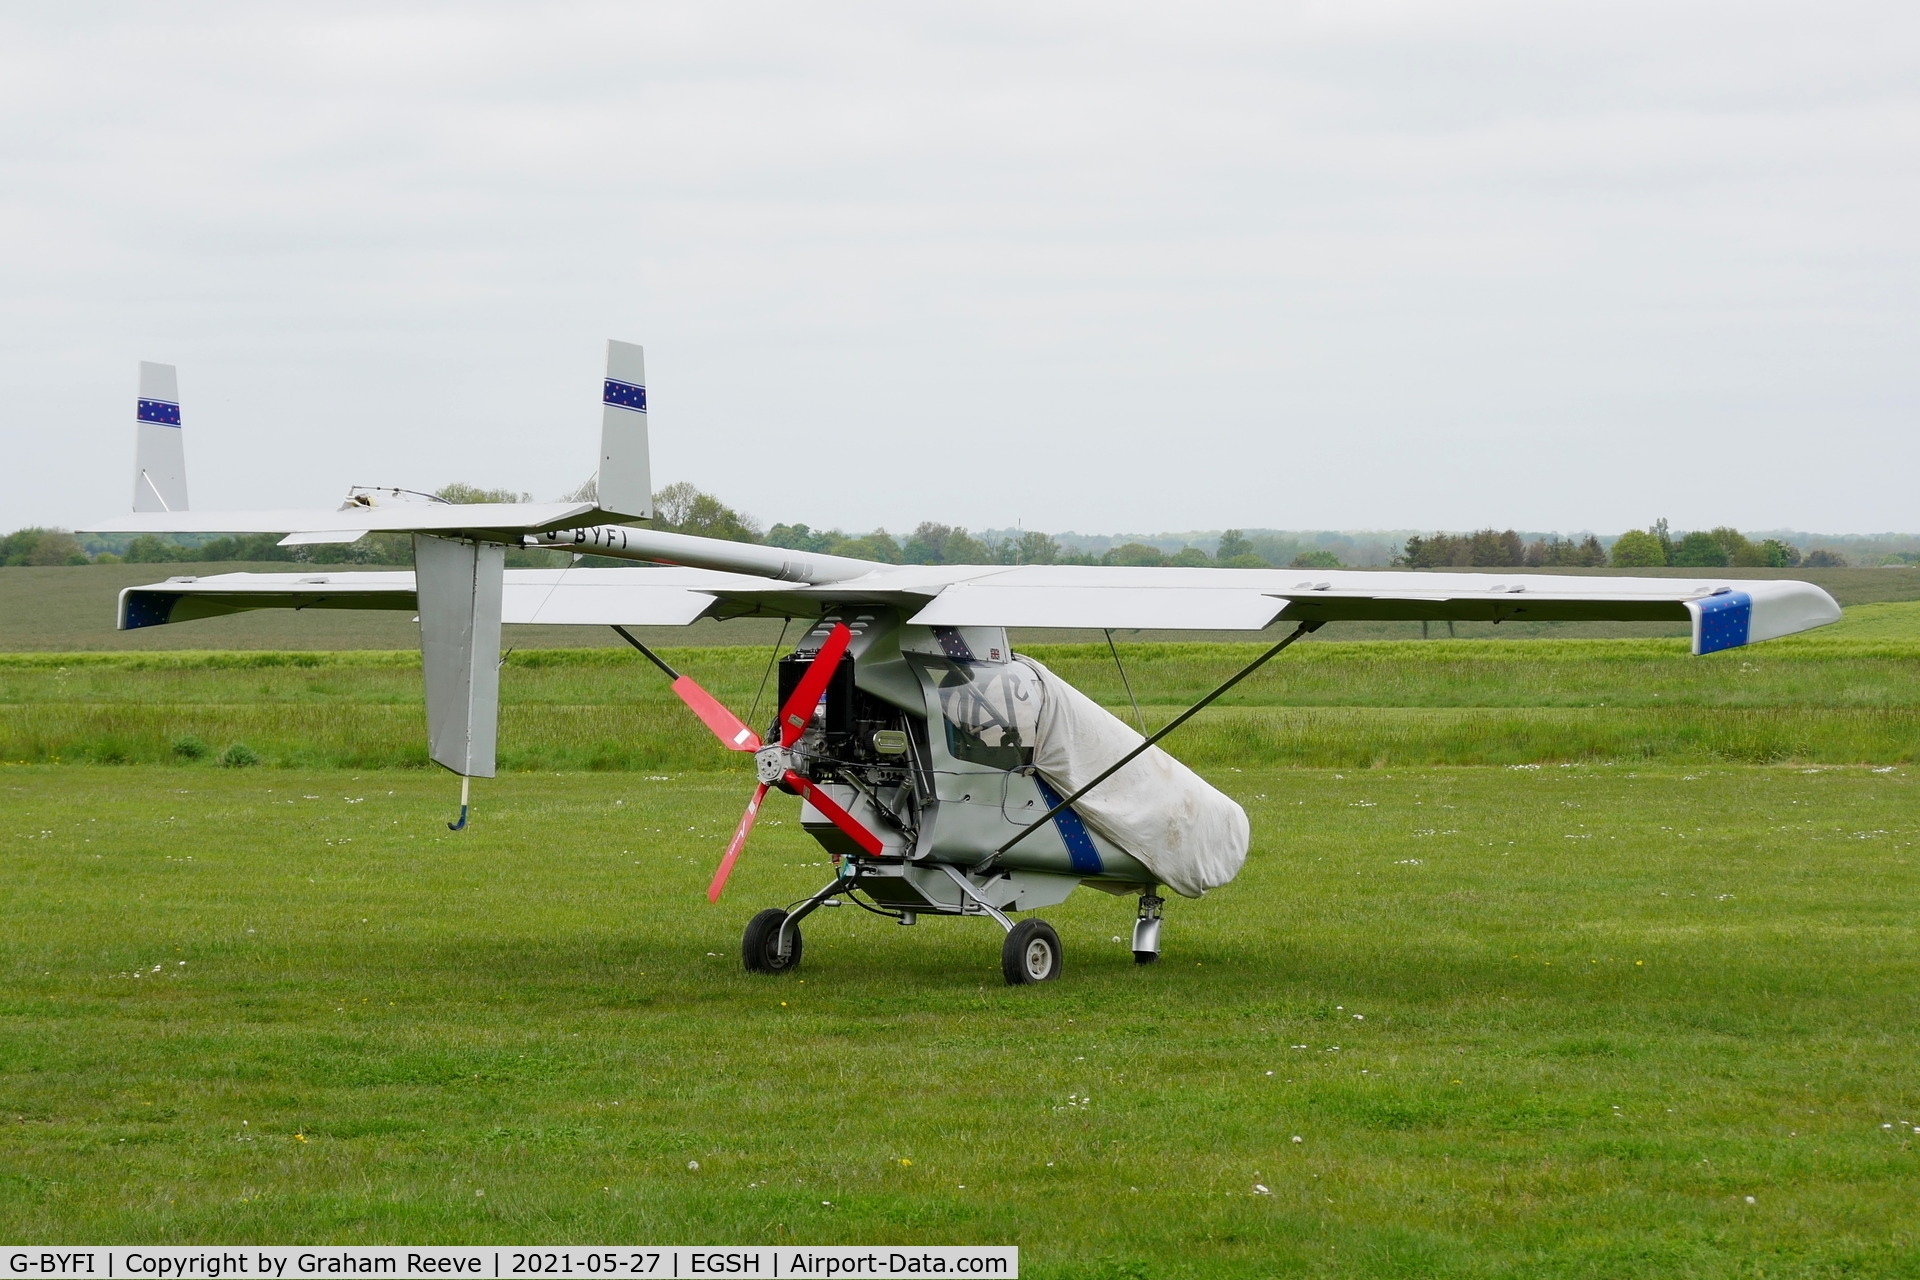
[1018,656,1250,898]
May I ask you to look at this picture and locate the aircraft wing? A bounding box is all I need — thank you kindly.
[84,501,609,538]
[902,566,1842,655]
[116,567,798,631]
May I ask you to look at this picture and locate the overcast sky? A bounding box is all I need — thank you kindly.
[3,1,1915,537]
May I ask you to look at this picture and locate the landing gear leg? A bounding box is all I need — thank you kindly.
[1132,891,1164,965]
[742,875,845,975]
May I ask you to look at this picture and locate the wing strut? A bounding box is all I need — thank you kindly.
[1104,629,1147,734]
[992,621,1324,862]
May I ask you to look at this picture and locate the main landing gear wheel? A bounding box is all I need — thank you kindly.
[1002,919,1062,985]
[742,907,802,974]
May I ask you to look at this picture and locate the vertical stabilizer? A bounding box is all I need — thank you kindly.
[414,534,505,778]
[132,361,189,512]
[596,339,652,520]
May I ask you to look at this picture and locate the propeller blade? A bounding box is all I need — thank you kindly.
[708,782,770,902]
[785,771,885,857]
[673,675,761,752]
[776,623,854,748]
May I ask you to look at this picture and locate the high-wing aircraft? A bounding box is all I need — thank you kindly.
[84,344,1844,984]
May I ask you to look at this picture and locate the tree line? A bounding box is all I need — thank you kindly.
[1,483,1859,570]
[1393,521,1842,570]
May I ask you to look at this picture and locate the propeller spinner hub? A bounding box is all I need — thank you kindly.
[755,745,791,785]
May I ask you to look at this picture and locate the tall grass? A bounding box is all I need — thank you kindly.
[3,639,1914,769]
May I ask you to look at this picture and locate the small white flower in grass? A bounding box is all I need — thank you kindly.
[1292,1136,1303,1143]
[1265,1071,1274,1076]
[688,1160,700,1170]
[1744,1195,1756,1204]
[475,1190,484,1197]
[1253,1184,1272,1195]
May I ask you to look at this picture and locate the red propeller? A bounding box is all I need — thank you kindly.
[705,622,885,901]
[615,624,881,900]
[615,627,762,752]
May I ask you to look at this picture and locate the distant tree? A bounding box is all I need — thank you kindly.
[1168,547,1213,567]
[1759,538,1801,569]
[1609,529,1666,568]
[1652,517,1674,562]
[832,529,903,563]
[1394,535,1446,569]
[2,527,48,566]
[1801,549,1848,568]
[1216,530,1253,561]
[1013,531,1060,565]
[1290,550,1343,569]
[25,530,87,566]
[1104,542,1166,567]
[1397,530,1521,568]
[1468,529,1525,567]
[1670,530,1729,567]
[901,522,990,565]
[766,523,844,555]
[651,482,761,543]
[1708,526,1767,568]
[436,482,530,505]
[1220,552,1269,568]
[1530,535,1609,567]
[124,534,183,564]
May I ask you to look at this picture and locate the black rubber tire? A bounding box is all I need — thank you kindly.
[742,908,802,974]
[1133,949,1159,965]
[1002,919,1063,985]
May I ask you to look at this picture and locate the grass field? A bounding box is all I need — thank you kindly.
[3,762,1917,1275]
[3,599,1918,1272]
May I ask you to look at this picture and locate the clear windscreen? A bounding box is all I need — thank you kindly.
[928,658,1043,771]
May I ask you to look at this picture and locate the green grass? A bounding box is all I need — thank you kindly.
[5,632,1918,769]
[3,762,1918,1275]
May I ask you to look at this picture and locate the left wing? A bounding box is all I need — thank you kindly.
[117,567,800,631]
[903,565,1841,655]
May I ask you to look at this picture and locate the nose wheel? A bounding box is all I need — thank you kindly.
[742,907,803,974]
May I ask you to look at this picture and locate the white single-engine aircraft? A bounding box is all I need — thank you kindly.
[86,344,1843,984]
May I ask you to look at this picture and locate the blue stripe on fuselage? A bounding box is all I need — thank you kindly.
[1033,774,1104,874]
